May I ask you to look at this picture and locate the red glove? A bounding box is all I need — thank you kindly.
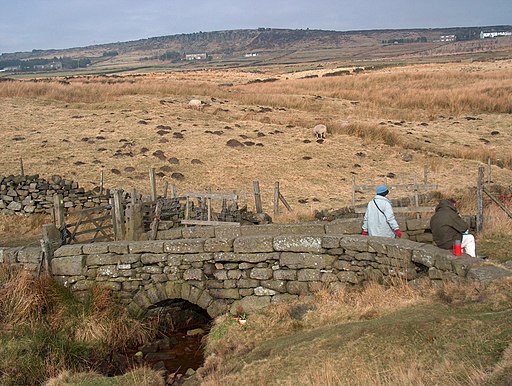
[395,229,402,238]
[361,230,368,236]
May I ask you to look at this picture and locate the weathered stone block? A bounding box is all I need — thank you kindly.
[182,226,215,239]
[184,268,204,281]
[87,253,120,266]
[297,269,321,281]
[287,281,310,295]
[279,253,335,269]
[227,269,242,280]
[322,236,340,249]
[141,253,167,264]
[156,228,183,240]
[254,286,277,296]
[260,279,287,293]
[214,225,241,239]
[273,269,297,281]
[237,278,259,288]
[233,236,274,253]
[129,241,164,254]
[451,256,479,277]
[204,238,234,252]
[210,288,240,299]
[188,286,204,304]
[197,290,213,309]
[164,239,205,254]
[108,242,130,254]
[16,247,41,264]
[325,218,362,235]
[182,253,213,263]
[164,282,183,299]
[339,236,368,252]
[406,218,431,231]
[468,265,512,283]
[273,235,323,253]
[213,270,228,280]
[82,243,110,255]
[142,266,163,274]
[54,244,83,257]
[250,268,273,280]
[51,255,85,276]
[320,272,339,283]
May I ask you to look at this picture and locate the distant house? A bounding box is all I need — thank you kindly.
[440,35,456,42]
[244,52,258,57]
[34,62,62,71]
[185,53,207,61]
[480,31,512,39]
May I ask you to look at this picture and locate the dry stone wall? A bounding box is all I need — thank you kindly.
[49,226,507,318]
[0,174,107,215]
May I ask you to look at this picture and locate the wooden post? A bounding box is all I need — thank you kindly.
[53,194,65,230]
[112,189,125,240]
[253,181,263,213]
[279,192,292,212]
[476,166,484,233]
[150,200,162,240]
[413,177,420,219]
[171,184,177,199]
[487,158,492,184]
[351,175,356,209]
[149,168,157,201]
[99,170,104,196]
[20,157,25,177]
[423,165,428,185]
[163,181,169,198]
[274,182,280,216]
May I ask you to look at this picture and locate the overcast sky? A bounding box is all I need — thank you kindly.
[0,0,510,54]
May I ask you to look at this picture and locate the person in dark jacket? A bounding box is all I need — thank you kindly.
[430,199,476,257]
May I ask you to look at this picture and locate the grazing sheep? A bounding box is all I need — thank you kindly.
[188,99,203,110]
[313,124,327,139]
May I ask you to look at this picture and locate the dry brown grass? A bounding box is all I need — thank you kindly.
[1,59,512,219]
[200,279,512,385]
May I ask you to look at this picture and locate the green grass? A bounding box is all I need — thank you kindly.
[480,235,512,264]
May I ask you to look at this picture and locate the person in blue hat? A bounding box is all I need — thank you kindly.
[361,185,402,238]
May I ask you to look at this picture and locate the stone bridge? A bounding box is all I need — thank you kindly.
[41,221,511,317]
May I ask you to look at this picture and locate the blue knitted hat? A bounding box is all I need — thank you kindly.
[376,185,389,195]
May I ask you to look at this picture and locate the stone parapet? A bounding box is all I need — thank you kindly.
[48,233,511,318]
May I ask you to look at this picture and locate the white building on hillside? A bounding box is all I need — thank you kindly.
[480,31,512,39]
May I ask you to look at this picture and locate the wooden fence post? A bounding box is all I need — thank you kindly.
[163,181,169,198]
[253,181,263,213]
[476,166,484,232]
[423,165,428,185]
[487,158,492,184]
[20,157,25,177]
[53,194,65,230]
[351,175,356,209]
[149,168,157,201]
[112,189,125,240]
[274,182,280,216]
[99,170,104,196]
[171,184,177,199]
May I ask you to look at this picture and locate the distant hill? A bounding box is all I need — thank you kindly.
[1,26,511,72]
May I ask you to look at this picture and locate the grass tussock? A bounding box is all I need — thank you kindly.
[44,367,165,386]
[199,279,512,385]
[0,269,158,385]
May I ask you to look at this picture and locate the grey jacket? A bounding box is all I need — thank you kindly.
[362,195,399,238]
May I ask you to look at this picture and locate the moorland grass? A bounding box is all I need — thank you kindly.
[199,280,512,385]
[0,267,160,385]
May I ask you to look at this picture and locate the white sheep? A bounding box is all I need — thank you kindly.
[188,99,203,110]
[312,124,327,139]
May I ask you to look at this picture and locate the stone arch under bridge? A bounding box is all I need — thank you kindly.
[128,281,222,318]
